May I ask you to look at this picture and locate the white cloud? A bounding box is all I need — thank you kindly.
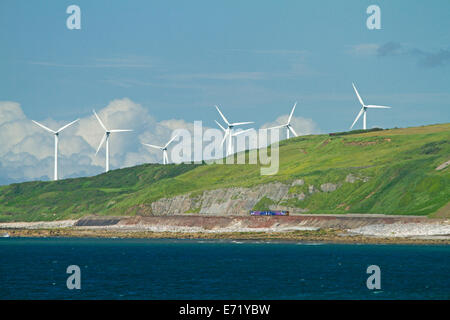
[347,43,380,56]
[261,115,321,138]
[0,99,214,184]
[0,99,321,184]
[0,101,26,124]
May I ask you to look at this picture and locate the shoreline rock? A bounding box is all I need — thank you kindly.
[1,215,448,243]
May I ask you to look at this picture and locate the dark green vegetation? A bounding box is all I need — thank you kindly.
[329,127,384,136]
[253,197,277,211]
[0,123,448,221]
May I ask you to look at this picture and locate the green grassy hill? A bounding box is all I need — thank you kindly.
[0,123,449,222]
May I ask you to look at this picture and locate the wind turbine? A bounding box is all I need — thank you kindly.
[215,120,252,156]
[93,110,132,172]
[266,102,298,139]
[351,83,391,130]
[215,105,254,156]
[32,118,79,181]
[142,135,178,165]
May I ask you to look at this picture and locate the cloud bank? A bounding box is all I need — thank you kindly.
[0,99,320,185]
[0,99,200,184]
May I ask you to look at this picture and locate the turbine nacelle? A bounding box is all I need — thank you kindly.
[266,102,298,139]
[31,118,80,181]
[32,119,79,135]
[142,135,178,165]
[350,83,392,130]
[93,110,132,172]
[214,105,254,156]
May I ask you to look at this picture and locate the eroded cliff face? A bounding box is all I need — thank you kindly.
[122,172,372,216]
[142,174,363,216]
[151,182,291,215]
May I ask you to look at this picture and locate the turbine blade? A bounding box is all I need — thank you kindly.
[232,129,252,137]
[352,83,365,106]
[230,121,254,126]
[142,143,164,150]
[96,133,107,155]
[164,135,178,148]
[57,119,79,133]
[93,110,107,131]
[215,105,230,125]
[32,120,56,133]
[288,125,298,137]
[365,105,391,109]
[215,120,226,132]
[350,108,364,129]
[287,102,297,124]
[109,129,133,132]
[221,130,229,146]
[265,124,285,130]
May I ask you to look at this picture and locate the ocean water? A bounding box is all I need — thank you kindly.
[0,238,449,300]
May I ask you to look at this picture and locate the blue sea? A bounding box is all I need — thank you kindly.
[0,238,449,299]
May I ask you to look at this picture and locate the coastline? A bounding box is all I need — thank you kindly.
[1,214,449,245]
[2,227,450,245]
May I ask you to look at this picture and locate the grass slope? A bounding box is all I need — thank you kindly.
[0,123,448,221]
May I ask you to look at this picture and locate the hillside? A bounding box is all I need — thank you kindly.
[0,123,449,222]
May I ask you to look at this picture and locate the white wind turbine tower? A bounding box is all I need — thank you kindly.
[215,105,254,156]
[32,118,79,181]
[351,83,392,130]
[266,102,298,139]
[215,121,252,156]
[93,110,133,172]
[142,135,178,165]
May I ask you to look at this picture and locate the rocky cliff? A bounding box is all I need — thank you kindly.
[146,175,364,216]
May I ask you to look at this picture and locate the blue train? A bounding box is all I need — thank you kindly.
[250,210,289,216]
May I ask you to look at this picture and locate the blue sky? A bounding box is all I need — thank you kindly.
[0,0,449,183]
